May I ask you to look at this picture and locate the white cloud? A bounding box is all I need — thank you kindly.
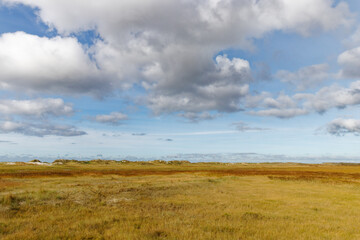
[249,93,308,118]
[325,118,360,136]
[276,64,329,91]
[0,32,110,96]
[1,0,352,118]
[147,55,251,115]
[148,83,249,114]
[0,121,86,137]
[338,47,360,79]
[249,80,360,118]
[4,0,351,38]
[250,44,360,119]
[299,81,360,113]
[0,98,73,117]
[251,108,309,119]
[263,93,298,109]
[95,112,128,125]
[245,92,272,108]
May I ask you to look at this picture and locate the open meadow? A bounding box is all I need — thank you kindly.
[2,160,360,239]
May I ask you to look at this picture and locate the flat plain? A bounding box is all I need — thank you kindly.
[1,160,360,239]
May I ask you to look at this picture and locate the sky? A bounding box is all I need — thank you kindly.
[1,0,360,162]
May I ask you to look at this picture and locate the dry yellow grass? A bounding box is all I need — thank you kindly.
[1,161,360,239]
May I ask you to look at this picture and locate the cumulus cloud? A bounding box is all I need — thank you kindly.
[0,98,73,117]
[245,92,272,108]
[251,108,308,119]
[249,93,308,118]
[3,0,351,38]
[276,64,329,91]
[0,32,110,97]
[250,81,360,118]
[146,55,251,116]
[338,47,360,79]
[298,81,360,113]
[325,118,360,136]
[0,121,86,137]
[0,0,353,118]
[95,112,128,125]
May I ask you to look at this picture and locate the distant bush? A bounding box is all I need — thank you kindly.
[29,159,41,163]
[149,160,167,164]
[167,160,191,165]
[90,159,117,164]
[137,161,153,165]
[53,159,81,164]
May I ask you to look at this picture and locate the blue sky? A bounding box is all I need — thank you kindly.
[1,0,360,162]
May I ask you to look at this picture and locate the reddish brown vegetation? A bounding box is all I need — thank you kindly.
[0,179,23,190]
[2,166,360,183]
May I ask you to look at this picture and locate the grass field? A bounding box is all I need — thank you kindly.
[2,160,360,239]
